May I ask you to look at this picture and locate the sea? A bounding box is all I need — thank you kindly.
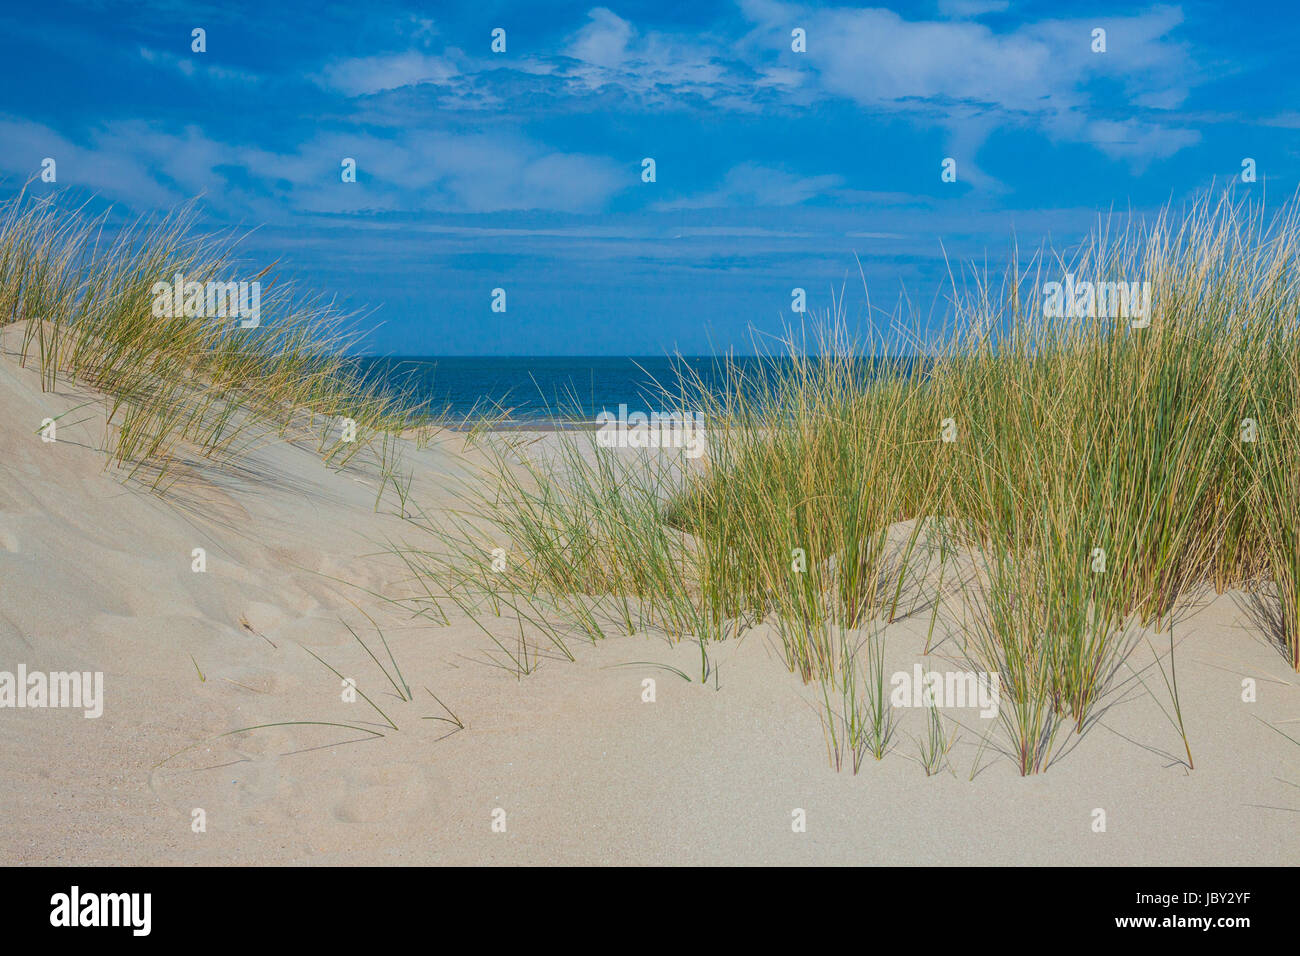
[354,356,746,426]
[354,355,919,427]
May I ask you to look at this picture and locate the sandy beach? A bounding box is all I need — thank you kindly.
[2,326,1296,867]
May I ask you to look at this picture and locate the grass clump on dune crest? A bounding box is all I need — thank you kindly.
[0,186,415,490]
[408,189,1300,774]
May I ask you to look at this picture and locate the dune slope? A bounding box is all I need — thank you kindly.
[1,339,1296,866]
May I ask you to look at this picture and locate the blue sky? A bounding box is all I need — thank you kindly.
[1,0,1297,355]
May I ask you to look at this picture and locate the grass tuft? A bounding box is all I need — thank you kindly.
[404,188,1300,774]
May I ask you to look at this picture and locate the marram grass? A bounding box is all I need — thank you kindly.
[0,186,415,490]
[407,189,1300,775]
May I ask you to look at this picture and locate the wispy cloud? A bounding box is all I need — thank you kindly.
[736,0,1198,163]
[0,116,626,216]
[138,45,261,84]
[656,163,844,210]
[299,3,1202,168]
[315,51,458,97]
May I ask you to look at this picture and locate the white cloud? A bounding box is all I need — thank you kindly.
[138,46,261,84]
[0,116,185,208]
[657,163,844,209]
[735,1,1198,164]
[566,8,635,69]
[557,8,748,105]
[316,51,458,97]
[0,117,627,217]
[1081,118,1200,165]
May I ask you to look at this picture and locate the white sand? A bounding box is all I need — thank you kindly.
[1,336,1297,865]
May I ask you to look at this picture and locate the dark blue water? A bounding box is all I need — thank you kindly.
[353,356,733,425]
[354,355,916,425]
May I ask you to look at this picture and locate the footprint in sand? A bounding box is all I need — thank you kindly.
[149,756,281,834]
[330,763,434,825]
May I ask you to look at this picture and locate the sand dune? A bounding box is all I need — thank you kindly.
[1,338,1297,866]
